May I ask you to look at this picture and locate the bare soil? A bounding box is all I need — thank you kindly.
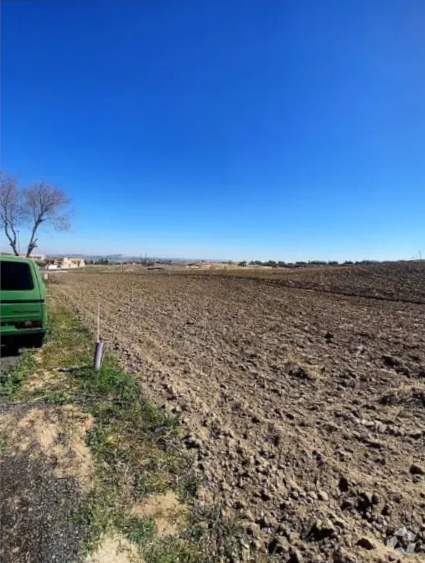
[1,406,94,490]
[53,263,425,562]
[0,403,85,563]
[86,536,139,563]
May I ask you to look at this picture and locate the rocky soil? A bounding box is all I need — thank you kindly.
[52,263,425,562]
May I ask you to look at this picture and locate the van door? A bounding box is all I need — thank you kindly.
[0,261,43,333]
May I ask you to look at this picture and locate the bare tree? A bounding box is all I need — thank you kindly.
[0,171,71,256]
[0,171,22,256]
[22,182,71,256]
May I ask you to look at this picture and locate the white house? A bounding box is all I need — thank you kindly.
[60,257,85,269]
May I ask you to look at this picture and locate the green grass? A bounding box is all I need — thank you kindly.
[72,487,117,551]
[0,437,8,456]
[143,536,205,563]
[117,515,156,545]
[177,474,201,502]
[134,471,169,497]
[0,349,37,398]
[75,362,139,399]
[41,389,75,405]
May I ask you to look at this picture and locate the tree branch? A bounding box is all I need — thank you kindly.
[22,182,71,256]
[0,171,22,255]
[1,173,71,256]
[3,222,19,255]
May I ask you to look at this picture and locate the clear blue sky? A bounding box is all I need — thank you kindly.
[2,0,424,261]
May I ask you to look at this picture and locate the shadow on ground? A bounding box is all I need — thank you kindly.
[0,345,21,374]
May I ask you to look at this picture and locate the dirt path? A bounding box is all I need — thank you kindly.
[53,269,425,561]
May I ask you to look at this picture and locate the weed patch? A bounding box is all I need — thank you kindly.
[143,536,204,563]
[0,350,37,398]
[117,515,156,545]
[177,474,201,501]
[72,488,116,551]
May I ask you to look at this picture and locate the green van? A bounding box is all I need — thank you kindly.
[1,255,47,350]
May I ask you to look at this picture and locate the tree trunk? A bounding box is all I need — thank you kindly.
[26,220,41,257]
[4,225,19,255]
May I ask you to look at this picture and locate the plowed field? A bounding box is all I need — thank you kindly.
[52,263,425,562]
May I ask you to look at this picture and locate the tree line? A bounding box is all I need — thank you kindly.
[0,170,71,257]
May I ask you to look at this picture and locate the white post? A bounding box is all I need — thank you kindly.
[93,302,104,371]
[97,302,100,343]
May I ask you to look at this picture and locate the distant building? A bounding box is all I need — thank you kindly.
[44,256,85,269]
[19,253,46,261]
[60,257,85,269]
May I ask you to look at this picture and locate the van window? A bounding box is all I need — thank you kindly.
[1,262,34,291]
